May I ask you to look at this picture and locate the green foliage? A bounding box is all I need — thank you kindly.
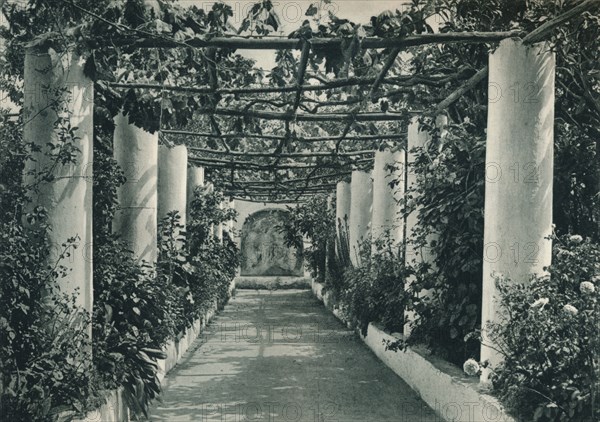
[0,107,103,421]
[187,187,237,255]
[485,235,600,422]
[402,118,485,365]
[0,293,102,422]
[280,194,335,282]
[327,216,351,293]
[340,233,409,336]
[92,237,169,419]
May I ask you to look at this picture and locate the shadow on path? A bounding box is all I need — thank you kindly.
[148,289,438,422]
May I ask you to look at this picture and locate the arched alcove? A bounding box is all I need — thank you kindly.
[240,209,303,277]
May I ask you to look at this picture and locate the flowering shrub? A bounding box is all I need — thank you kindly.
[484,235,600,421]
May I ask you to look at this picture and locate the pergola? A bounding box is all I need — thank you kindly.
[19,0,598,390]
[52,0,592,203]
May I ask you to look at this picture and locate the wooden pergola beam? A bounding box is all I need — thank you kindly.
[189,156,372,170]
[369,47,401,99]
[229,196,310,204]
[189,147,374,158]
[194,108,408,122]
[162,129,407,142]
[226,184,337,193]
[112,30,524,50]
[220,171,351,186]
[108,73,463,96]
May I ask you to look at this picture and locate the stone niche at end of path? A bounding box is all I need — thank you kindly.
[240,209,303,277]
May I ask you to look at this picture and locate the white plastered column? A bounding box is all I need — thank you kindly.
[113,113,158,264]
[186,166,205,221]
[348,170,373,266]
[371,149,405,249]
[158,145,188,246]
[23,47,93,318]
[480,38,554,381]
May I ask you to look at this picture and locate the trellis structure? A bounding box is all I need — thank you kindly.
[19,0,599,392]
[83,0,587,203]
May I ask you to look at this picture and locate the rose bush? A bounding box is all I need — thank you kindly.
[483,234,600,421]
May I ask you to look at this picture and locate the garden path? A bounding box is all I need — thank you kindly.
[148,289,437,421]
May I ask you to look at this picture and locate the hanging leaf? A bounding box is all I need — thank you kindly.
[306,3,318,16]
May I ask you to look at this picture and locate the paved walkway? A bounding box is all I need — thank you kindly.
[148,289,438,422]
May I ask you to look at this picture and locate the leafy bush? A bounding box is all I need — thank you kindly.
[401,119,485,364]
[280,194,335,282]
[325,216,351,295]
[92,236,169,419]
[0,216,102,421]
[485,235,600,421]
[187,187,236,255]
[339,232,409,336]
[0,109,103,421]
[0,292,101,422]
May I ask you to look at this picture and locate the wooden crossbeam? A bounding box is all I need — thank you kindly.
[229,196,310,204]
[222,172,351,186]
[194,108,408,122]
[108,73,462,96]
[113,30,524,50]
[162,129,407,142]
[189,147,374,158]
[369,47,401,99]
[227,182,337,189]
[164,130,286,141]
[226,184,336,193]
[189,156,372,170]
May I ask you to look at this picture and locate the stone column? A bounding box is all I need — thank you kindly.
[158,145,188,244]
[348,170,373,266]
[371,149,405,247]
[481,38,555,380]
[186,166,204,221]
[23,47,93,317]
[113,113,158,264]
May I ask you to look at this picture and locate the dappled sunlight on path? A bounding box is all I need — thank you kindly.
[148,290,437,421]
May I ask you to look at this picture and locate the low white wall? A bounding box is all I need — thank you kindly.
[72,281,235,422]
[311,280,516,422]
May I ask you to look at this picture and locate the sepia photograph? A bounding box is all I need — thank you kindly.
[0,0,598,421]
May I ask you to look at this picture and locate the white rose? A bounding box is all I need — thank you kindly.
[569,235,583,244]
[563,304,578,316]
[580,281,595,294]
[463,358,480,377]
